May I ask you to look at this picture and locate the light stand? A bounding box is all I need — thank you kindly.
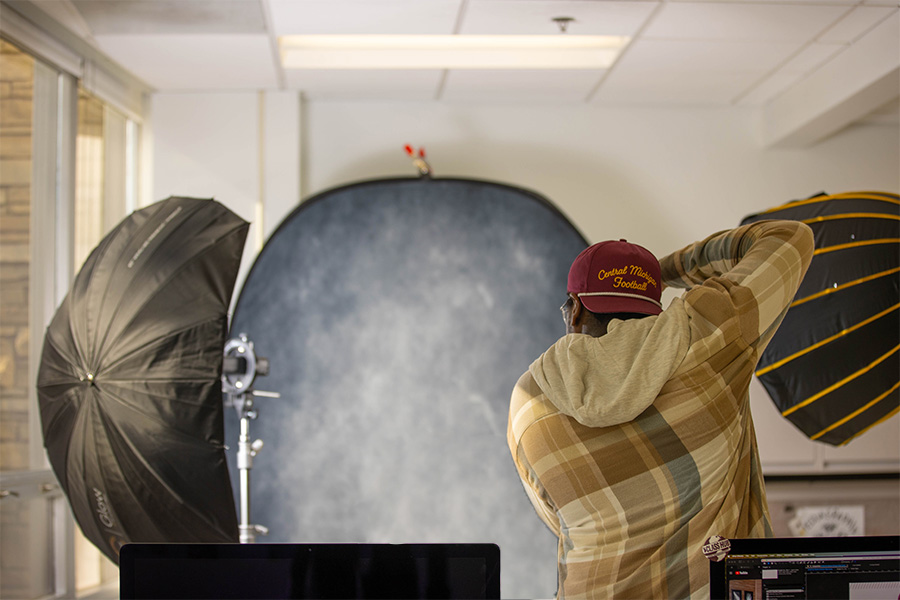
[222,334,279,543]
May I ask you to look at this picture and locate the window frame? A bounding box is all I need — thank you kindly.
[0,3,148,597]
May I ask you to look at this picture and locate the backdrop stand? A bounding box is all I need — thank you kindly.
[223,334,279,543]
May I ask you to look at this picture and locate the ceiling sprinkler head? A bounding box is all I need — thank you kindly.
[552,16,575,33]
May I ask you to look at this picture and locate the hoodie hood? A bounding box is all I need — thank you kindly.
[529,298,691,428]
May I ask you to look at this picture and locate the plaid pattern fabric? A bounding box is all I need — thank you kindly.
[508,221,814,599]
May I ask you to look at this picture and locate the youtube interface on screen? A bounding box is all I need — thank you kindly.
[723,549,900,600]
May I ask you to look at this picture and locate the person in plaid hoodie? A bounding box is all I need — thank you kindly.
[508,220,814,599]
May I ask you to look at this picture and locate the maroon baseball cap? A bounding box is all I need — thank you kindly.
[567,239,663,315]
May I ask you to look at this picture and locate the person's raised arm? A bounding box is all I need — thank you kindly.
[660,219,814,348]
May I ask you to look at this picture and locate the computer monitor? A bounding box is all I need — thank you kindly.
[708,535,899,600]
[119,543,500,599]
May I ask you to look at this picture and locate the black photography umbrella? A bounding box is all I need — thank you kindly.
[742,191,899,446]
[37,196,248,563]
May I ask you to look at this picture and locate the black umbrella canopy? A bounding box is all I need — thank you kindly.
[37,196,248,563]
[742,191,899,446]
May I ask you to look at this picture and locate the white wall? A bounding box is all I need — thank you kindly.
[151,91,299,296]
[152,94,899,264]
[152,92,900,474]
[301,102,899,256]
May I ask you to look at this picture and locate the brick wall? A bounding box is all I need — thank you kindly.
[0,38,42,600]
[0,39,33,471]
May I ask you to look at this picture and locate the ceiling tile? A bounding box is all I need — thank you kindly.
[593,38,803,105]
[818,6,897,43]
[612,38,803,73]
[92,34,278,90]
[73,0,266,34]
[459,1,659,35]
[684,0,856,4]
[267,0,462,35]
[777,43,845,74]
[31,0,94,38]
[738,71,802,106]
[738,5,895,108]
[440,69,604,102]
[642,2,850,41]
[284,69,444,100]
[594,66,760,105]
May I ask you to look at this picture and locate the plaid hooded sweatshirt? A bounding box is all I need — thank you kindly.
[508,220,814,599]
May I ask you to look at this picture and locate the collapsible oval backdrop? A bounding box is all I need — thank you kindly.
[225,177,587,599]
[742,191,899,446]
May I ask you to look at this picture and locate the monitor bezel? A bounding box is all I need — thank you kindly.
[708,535,900,600]
[119,542,501,600]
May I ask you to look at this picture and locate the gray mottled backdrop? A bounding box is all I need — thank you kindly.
[225,177,587,599]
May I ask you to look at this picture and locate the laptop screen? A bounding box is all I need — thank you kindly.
[708,536,899,600]
[119,543,500,599]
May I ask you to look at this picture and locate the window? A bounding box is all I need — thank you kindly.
[70,84,136,595]
[0,38,57,600]
[0,40,34,474]
[76,89,105,269]
[0,22,144,598]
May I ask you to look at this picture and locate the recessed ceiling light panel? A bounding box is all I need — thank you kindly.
[279,35,630,70]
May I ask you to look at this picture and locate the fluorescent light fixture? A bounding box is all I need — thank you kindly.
[279,35,630,70]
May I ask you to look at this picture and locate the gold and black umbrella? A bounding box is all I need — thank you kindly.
[742,191,899,446]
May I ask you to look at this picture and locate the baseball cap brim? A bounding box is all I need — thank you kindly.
[578,292,662,316]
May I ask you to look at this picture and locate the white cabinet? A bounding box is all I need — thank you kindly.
[750,377,900,475]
